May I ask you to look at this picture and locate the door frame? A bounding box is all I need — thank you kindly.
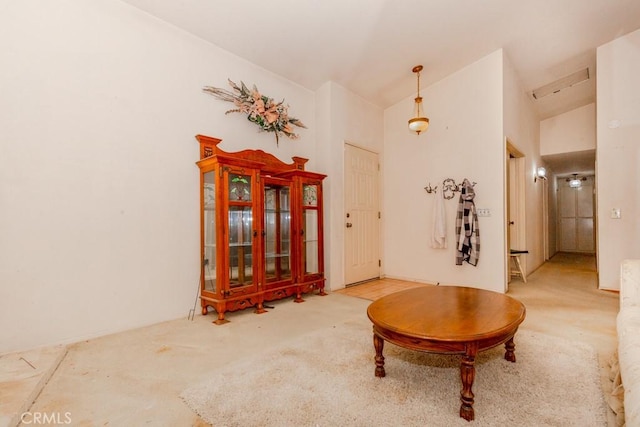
[505,138,526,290]
[542,176,549,260]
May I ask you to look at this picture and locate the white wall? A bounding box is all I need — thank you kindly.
[596,29,640,290]
[382,50,506,293]
[540,103,596,156]
[315,82,384,290]
[0,0,318,353]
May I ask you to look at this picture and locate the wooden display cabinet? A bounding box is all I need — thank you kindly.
[196,134,326,324]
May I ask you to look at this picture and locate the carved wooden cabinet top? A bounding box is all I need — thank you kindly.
[196,134,308,172]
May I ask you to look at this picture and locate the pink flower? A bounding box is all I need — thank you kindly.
[250,98,266,117]
[264,105,279,124]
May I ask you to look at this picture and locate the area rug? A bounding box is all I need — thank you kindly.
[181,319,607,427]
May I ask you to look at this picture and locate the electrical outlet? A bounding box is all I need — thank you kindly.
[611,208,621,219]
[476,208,491,217]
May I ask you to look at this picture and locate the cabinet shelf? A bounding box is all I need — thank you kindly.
[265,253,290,258]
[265,209,290,213]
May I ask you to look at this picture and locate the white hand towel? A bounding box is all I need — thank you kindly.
[431,189,447,249]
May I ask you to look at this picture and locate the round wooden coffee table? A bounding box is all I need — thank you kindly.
[367,286,526,421]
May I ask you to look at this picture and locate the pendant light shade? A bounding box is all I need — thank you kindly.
[567,173,585,188]
[408,65,429,134]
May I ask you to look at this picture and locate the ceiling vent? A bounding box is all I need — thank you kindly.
[532,68,590,100]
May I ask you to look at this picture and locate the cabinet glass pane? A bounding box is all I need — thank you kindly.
[303,184,318,207]
[229,173,252,201]
[264,184,291,282]
[203,171,216,293]
[228,206,253,286]
[303,209,319,274]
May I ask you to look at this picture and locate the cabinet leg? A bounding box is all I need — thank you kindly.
[254,302,267,314]
[213,311,229,325]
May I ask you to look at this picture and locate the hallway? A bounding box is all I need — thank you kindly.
[508,252,615,353]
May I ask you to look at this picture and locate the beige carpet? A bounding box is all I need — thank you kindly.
[181,318,607,427]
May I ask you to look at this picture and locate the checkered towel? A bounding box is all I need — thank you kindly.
[455,179,480,266]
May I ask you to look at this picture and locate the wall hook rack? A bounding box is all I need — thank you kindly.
[442,178,458,199]
[426,178,477,200]
[424,183,437,194]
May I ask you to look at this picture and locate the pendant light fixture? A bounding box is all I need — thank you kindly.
[567,173,584,188]
[408,65,429,134]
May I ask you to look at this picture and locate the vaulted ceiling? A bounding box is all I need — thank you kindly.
[120,0,640,174]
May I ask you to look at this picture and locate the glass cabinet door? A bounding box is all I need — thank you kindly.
[302,183,321,276]
[264,180,292,284]
[202,170,217,293]
[227,172,255,288]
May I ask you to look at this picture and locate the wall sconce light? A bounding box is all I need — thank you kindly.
[534,167,547,183]
[567,173,586,188]
[408,65,429,135]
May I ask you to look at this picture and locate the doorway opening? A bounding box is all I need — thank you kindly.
[506,139,526,291]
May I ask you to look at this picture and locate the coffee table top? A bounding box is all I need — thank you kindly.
[367,286,526,343]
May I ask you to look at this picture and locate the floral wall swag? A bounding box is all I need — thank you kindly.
[203,79,306,145]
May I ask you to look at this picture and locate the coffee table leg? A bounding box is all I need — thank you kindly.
[459,343,478,421]
[505,336,516,362]
[373,333,386,377]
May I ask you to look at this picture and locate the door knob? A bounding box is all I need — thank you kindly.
[346,223,352,228]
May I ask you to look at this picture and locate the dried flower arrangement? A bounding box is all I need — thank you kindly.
[203,79,306,145]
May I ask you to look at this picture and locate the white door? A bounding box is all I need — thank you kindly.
[344,144,380,285]
[558,176,595,253]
